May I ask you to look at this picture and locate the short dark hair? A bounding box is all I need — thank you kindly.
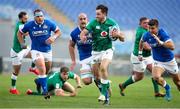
[96,4,108,15]
[18,11,27,19]
[148,19,159,27]
[33,9,43,15]
[139,17,148,24]
[60,66,69,73]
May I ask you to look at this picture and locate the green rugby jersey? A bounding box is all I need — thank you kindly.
[133,27,151,57]
[47,71,75,91]
[12,21,25,53]
[86,18,119,51]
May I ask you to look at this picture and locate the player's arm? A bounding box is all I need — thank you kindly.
[112,30,125,42]
[55,88,76,97]
[73,74,82,88]
[68,39,76,70]
[152,34,175,50]
[46,29,61,44]
[80,28,89,42]
[138,39,144,61]
[17,30,27,49]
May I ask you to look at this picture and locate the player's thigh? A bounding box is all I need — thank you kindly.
[143,56,153,72]
[31,50,46,73]
[170,73,180,84]
[101,49,113,62]
[100,59,111,70]
[152,62,165,78]
[10,49,22,65]
[163,58,179,74]
[92,63,101,78]
[130,53,146,73]
[62,82,75,93]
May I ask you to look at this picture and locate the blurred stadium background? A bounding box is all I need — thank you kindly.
[0,0,179,75]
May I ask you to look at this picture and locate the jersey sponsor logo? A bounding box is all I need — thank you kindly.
[96,26,100,29]
[101,31,108,37]
[32,30,48,36]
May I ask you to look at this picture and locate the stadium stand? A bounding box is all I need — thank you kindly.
[49,0,180,54]
[0,0,179,54]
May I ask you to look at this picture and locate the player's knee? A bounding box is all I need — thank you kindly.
[134,72,144,81]
[100,67,107,73]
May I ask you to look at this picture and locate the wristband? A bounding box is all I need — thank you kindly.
[52,35,58,40]
[159,40,164,45]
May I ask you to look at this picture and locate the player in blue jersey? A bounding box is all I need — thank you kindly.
[139,19,180,101]
[17,9,61,99]
[69,13,93,85]
[69,13,105,101]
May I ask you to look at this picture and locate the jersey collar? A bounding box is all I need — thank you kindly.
[34,20,44,26]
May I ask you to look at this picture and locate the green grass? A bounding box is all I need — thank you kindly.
[0,73,180,108]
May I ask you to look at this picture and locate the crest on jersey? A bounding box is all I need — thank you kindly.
[101,31,108,37]
[43,25,48,29]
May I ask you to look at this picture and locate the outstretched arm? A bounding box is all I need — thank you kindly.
[46,29,61,44]
[152,34,175,50]
[68,40,76,70]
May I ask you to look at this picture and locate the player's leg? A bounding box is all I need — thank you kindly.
[80,57,93,85]
[100,49,113,105]
[165,59,180,91]
[10,49,24,94]
[43,51,52,74]
[146,63,165,97]
[145,56,165,97]
[92,63,105,102]
[119,53,145,96]
[31,50,48,98]
[152,63,171,101]
[100,58,111,105]
[171,73,180,91]
[45,61,52,74]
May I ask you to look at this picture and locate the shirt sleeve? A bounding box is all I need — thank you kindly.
[161,29,171,42]
[70,32,76,44]
[141,32,148,42]
[49,20,59,32]
[86,21,94,32]
[20,23,29,33]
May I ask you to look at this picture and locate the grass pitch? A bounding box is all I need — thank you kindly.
[0,73,180,108]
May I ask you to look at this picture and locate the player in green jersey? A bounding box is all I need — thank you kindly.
[80,4,124,105]
[118,17,165,97]
[9,11,31,95]
[26,66,82,98]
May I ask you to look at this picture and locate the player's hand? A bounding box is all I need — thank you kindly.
[76,84,82,88]
[111,29,119,37]
[70,92,76,97]
[70,61,76,71]
[45,36,56,44]
[81,36,87,43]
[20,43,27,49]
[152,34,164,45]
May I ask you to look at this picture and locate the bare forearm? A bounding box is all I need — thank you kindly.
[69,46,76,62]
[17,31,25,44]
[162,41,175,50]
